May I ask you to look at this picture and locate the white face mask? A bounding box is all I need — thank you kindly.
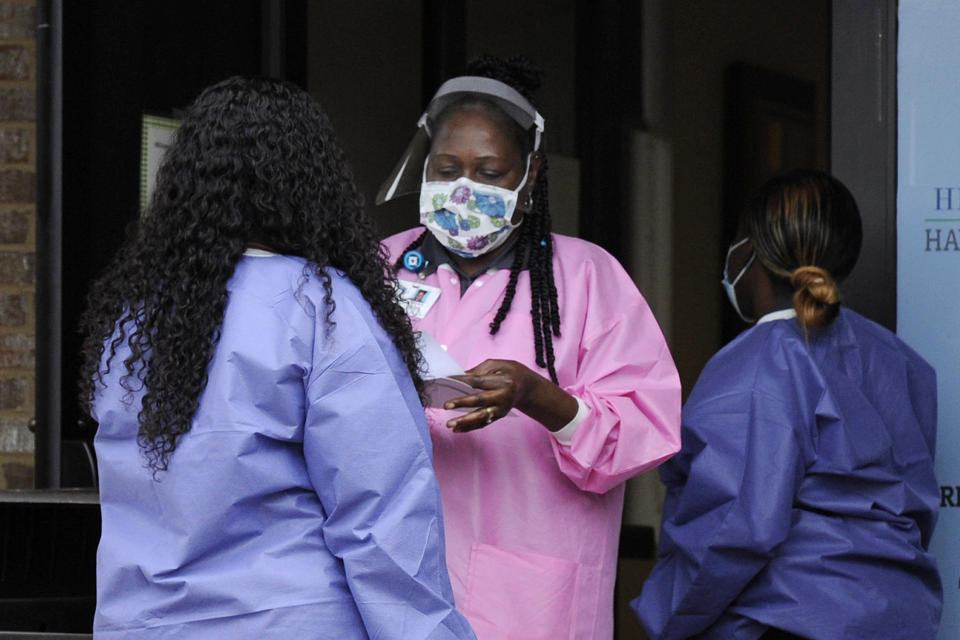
[419,157,530,258]
[721,237,757,323]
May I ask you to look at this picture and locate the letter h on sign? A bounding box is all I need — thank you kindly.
[936,187,958,210]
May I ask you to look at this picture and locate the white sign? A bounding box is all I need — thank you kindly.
[140,114,181,212]
[898,3,960,638]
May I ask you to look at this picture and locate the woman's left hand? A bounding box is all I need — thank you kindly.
[444,359,577,433]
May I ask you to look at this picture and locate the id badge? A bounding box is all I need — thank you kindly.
[397,280,441,319]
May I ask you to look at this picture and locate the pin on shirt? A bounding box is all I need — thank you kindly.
[403,250,430,280]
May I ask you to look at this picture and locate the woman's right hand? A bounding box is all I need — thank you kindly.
[443,359,577,433]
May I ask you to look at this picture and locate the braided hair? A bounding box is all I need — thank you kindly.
[393,55,562,383]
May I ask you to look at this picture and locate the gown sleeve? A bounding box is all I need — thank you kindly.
[631,387,805,640]
[551,295,682,494]
[302,300,476,640]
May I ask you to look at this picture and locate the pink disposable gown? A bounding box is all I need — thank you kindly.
[383,229,682,639]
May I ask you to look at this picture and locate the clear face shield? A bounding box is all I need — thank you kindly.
[375,76,545,205]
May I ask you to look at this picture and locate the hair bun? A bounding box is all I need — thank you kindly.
[790,265,839,329]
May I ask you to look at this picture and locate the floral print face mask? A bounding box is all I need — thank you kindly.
[419,157,530,258]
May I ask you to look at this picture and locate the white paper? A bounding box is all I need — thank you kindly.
[417,331,478,409]
[416,331,520,416]
[417,330,465,379]
[424,377,479,408]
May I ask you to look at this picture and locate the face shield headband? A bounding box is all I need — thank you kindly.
[375,76,545,205]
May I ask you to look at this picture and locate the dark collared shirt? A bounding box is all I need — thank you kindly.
[411,229,526,296]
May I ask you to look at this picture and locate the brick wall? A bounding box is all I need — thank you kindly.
[0,0,35,489]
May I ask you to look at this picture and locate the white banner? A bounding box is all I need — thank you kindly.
[898,3,960,638]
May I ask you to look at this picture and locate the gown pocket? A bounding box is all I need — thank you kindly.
[461,542,580,640]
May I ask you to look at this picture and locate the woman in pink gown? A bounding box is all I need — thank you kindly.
[378,55,682,640]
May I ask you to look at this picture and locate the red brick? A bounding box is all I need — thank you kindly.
[0,292,25,325]
[0,4,34,40]
[0,376,25,409]
[0,251,32,284]
[0,333,33,368]
[0,169,32,203]
[0,209,28,242]
[0,87,34,121]
[0,128,29,163]
[0,44,28,80]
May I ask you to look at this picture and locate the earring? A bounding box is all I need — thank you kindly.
[522,193,534,211]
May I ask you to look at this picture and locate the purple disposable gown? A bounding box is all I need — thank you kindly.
[92,254,477,639]
[633,308,942,639]
[382,230,682,640]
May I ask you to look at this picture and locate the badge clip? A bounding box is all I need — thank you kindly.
[403,249,427,273]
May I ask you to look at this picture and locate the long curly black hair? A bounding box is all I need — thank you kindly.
[80,76,424,472]
[394,55,562,383]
